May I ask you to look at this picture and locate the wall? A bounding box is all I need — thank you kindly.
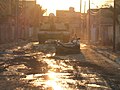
[0,0,43,43]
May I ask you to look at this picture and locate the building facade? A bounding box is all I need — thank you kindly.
[0,0,44,43]
[56,7,81,38]
[85,8,120,50]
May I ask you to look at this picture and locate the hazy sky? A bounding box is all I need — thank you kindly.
[36,0,113,15]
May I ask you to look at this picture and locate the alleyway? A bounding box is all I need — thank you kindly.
[0,42,120,90]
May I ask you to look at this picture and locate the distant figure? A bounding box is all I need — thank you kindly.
[71,34,77,41]
[70,34,80,45]
[72,38,80,45]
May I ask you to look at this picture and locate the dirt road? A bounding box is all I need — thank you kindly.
[0,42,120,90]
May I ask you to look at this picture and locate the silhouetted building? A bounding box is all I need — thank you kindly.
[56,7,81,38]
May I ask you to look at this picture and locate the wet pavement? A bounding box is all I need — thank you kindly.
[0,42,120,90]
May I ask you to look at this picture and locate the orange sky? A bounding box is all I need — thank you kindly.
[36,0,113,16]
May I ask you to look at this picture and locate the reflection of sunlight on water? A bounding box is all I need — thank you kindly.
[22,71,63,89]
[20,49,111,90]
[33,42,39,45]
[46,53,56,57]
[24,74,35,80]
[48,71,56,80]
[46,54,51,57]
[46,80,63,90]
[81,44,87,48]
[87,84,109,89]
[17,46,21,49]
[47,71,63,90]
[52,53,56,56]
[4,64,27,75]
[43,58,60,69]
[21,52,83,90]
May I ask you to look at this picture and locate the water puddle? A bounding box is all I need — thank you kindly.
[87,84,109,89]
[0,44,112,90]
[20,53,111,90]
[3,64,27,75]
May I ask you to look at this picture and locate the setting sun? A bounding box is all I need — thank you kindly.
[36,0,112,15]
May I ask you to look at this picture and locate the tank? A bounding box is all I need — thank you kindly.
[38,22,70,44]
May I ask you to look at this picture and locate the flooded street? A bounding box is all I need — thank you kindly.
[0,42,120,90]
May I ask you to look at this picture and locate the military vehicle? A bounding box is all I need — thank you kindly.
[38,15,70,44]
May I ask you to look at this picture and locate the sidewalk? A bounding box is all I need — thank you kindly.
[90,45,120,65]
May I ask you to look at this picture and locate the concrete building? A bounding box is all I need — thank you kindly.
[86,8,120,49]
[56,7,81,38]
[19,0,45,41]
[0,0,15,43]
[86,9,99,44]
[96,8,113,45]
[0,0,44,43]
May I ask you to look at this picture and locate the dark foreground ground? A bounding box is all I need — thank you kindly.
[0,42,120,90]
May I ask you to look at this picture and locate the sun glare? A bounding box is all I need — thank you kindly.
[36,0,111,15]
[37,0,80,15]
[46,80,63,90]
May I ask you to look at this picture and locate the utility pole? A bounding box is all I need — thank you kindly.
[84,1,86,14]
[88,0,90,43]
[113,0,116,52]
[80,0,82,38]
[80,0,82,13]
[24,0,26,39]
[84,1,86,40]
[16,0,19,41]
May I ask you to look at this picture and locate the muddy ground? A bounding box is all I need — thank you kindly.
[0,42,120,90]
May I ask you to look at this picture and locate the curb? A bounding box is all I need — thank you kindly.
[91,45,120,65]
